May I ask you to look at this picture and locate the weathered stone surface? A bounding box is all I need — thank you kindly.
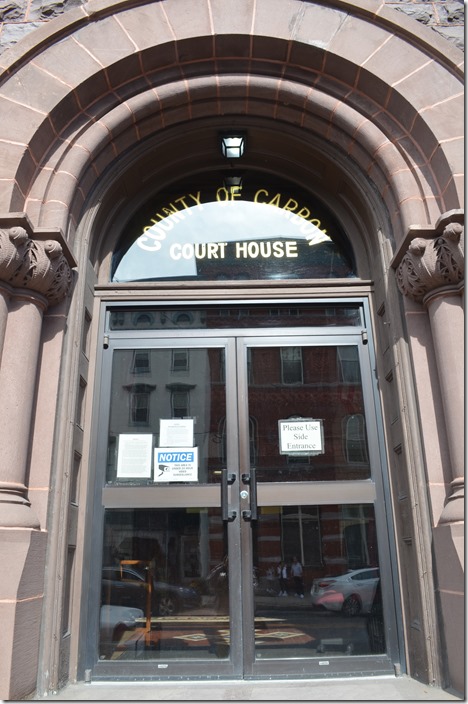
[394,4,434,24]
[0,0,23,22]
[440,2,465,23]
[0,20,42,49]
[432,24,465,50]
[29,0,83,22]
[0,0,464,55]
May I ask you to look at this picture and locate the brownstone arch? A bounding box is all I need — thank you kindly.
[0,0,463,699]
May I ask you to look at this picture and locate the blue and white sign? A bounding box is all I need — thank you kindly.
[154,447,198,482]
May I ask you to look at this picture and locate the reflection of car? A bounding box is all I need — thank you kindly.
[310,568,380,616]
[366,580,385,652]
[99,604,144,657]
[102,566,201,616]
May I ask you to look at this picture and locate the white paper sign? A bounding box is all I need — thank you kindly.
[159,418,194,447]
[116,434,153,478]
[278,419,324,455]
[154,447,198,482]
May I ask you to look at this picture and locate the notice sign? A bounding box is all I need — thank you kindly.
[117,434,153,478]
[278,419,324,456]
[154,447,198,482]
[159,418,194,448]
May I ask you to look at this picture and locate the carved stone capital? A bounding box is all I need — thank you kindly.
[395,221,464,303]
[396,223,465,303]
[0,223,75,306]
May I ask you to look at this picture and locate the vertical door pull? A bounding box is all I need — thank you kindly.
[241,467,258,521]
[221,468,237,522]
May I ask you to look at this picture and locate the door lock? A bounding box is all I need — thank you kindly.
[241,468,258,521]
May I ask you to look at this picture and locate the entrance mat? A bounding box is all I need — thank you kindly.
[111,617,315,659]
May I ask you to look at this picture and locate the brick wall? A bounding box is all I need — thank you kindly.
[0,0,464,55]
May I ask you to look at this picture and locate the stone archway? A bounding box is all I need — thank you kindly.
[0,0,463,237]
[0,0,463,698]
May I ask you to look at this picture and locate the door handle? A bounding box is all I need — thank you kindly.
[221,468,237,522]
[241,467,258,521]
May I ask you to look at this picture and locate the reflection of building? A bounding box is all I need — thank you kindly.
[0,0,464,699]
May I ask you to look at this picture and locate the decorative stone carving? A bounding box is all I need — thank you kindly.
[0,226,72,305]
[0,226,29,279]
[396,222,464,302]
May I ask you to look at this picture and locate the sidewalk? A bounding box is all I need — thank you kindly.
[33,676,462,701]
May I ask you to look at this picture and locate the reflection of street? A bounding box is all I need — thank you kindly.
[104,594,381,661]
[254,595,377,658]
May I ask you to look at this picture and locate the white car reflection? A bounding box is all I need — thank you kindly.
[310,568,380,616]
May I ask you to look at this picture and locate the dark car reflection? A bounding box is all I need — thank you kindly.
[102,565,201,617]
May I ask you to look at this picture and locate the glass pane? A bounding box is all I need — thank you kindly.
[108,305,362,331]
[110,173,355,283]
[106,348,226,485]
[248,345,370,482]
[253,504,385,660]
[99,508,230,661]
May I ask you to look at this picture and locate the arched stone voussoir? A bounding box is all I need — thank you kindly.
[31,80,431,241]
[0,0,463,232]
[0,0,463,80]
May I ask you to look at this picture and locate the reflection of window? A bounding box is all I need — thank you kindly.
[174,313,192,325]
[343,414,369,463]
[110,311,125,327]
[342,505,374,568]
[281,506,321,566]
[132,312,154,328]
[130,391,150,425]
[166,383,195,418]
[280,347,303,384]
[219,416,257,465]
[219,418,227,463]
[132,350,150,374]
[172,349,189,372]
[287,454,310,466]
[219,349,226,383]
[125,383,155,426]
[247,348,253,384]
[337,346,361,383]
[249,417,258,465]
[172,390,189,417]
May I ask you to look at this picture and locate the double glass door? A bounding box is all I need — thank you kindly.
[89,305,399,679]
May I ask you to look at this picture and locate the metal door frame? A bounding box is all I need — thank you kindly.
[80,298,403,681]
[235,333,400,678]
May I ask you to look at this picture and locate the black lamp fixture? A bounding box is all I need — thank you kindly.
[220,132,246,159]
[223,170,243,188]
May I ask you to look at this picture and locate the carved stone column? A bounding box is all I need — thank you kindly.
[0,220,74,528]
[394,213,464,524]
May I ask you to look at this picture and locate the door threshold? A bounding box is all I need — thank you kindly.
[36,676,461,701]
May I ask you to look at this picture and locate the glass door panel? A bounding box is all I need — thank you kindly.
[238,336,396,677]
[251,504,385,663]
[91,319,399,679]
[105,346,227,485]
[93,339,243,679]
[244,343,371,482]
[99,507,231,662]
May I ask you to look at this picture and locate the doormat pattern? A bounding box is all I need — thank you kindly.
[110,620,314,659]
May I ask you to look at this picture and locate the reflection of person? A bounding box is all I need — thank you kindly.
[277,561,288,596]
[291,556,304,598]
[214,556,229,614]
